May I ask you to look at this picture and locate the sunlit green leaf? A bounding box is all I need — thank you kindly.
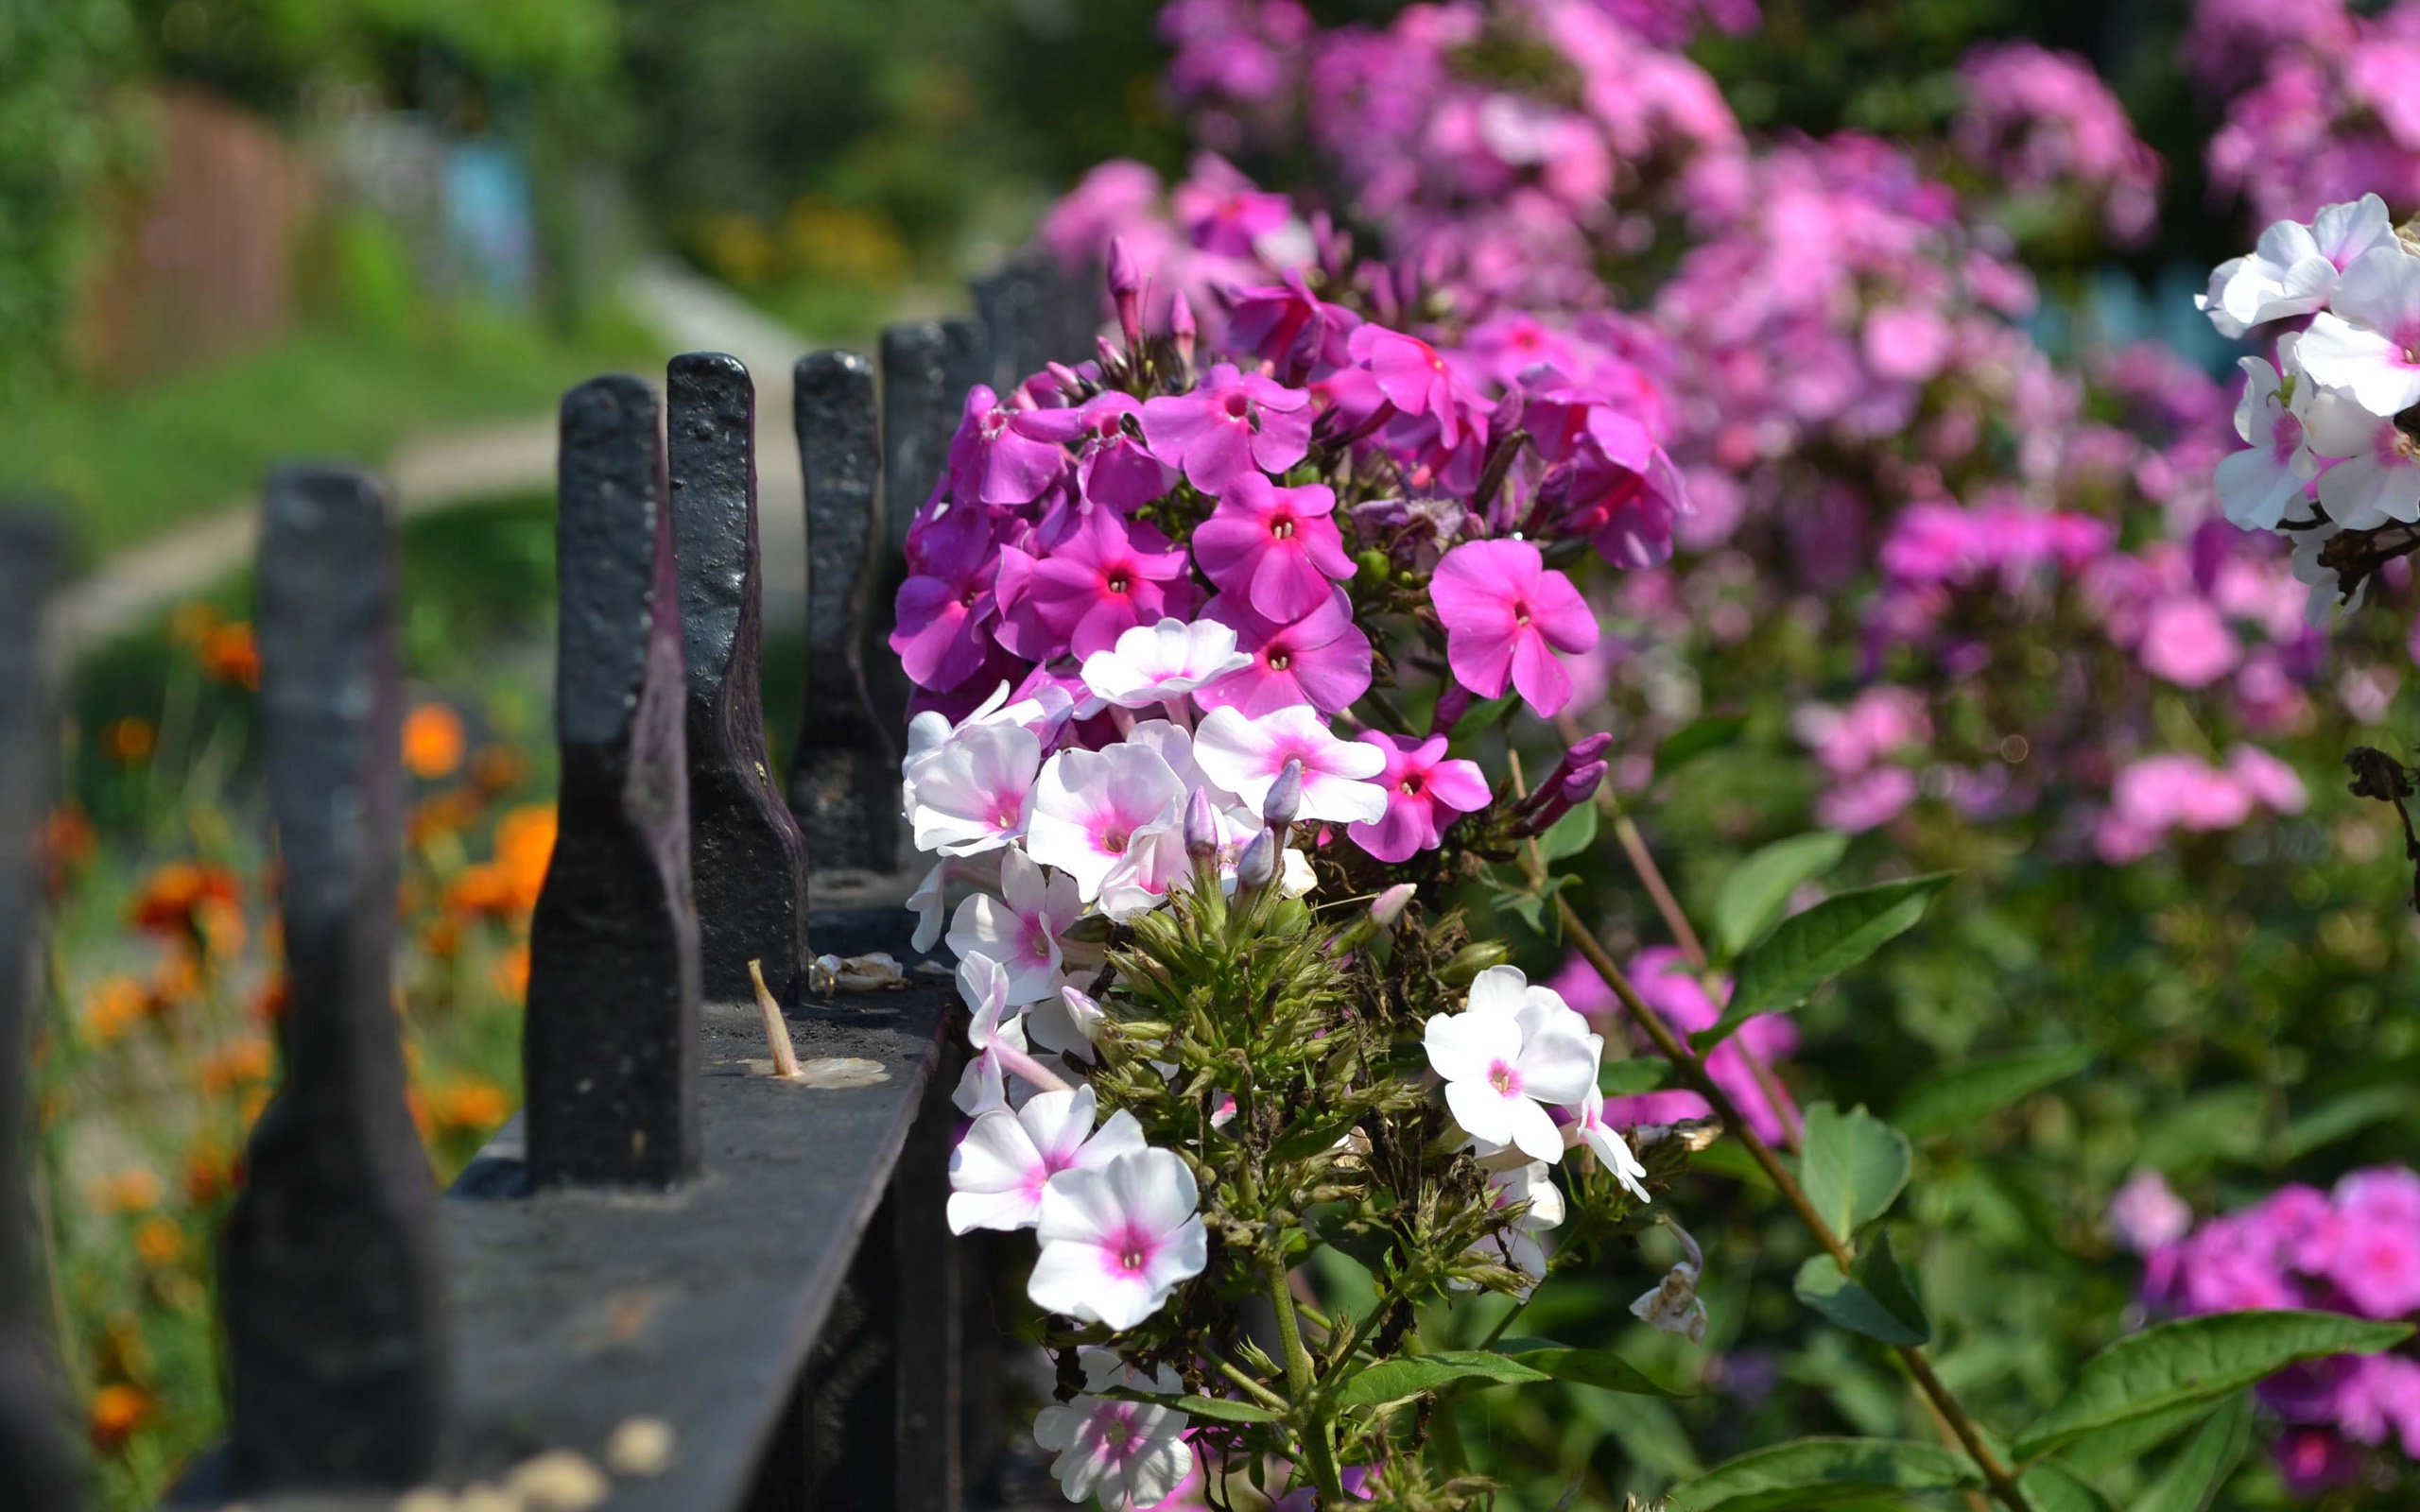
[1599,1057,1672,1095]
[2021,1460,2115,1512]
[1711,832,1848,957]
[1497,1338,1691,1397]
[1893,1046,2093,1138]
[1698,874,1952,1048]
[2128,1390,2250,1512]
[1797,1103,1911,1239]
[1668,1436,1981,1511]
[1333,1349,1548,1407]
[1792,1232,1929,1346]
[1536,799,1599,863]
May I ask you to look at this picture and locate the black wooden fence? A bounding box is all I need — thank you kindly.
[0,259,1088,1511]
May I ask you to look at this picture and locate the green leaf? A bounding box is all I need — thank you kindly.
[1792,1232,1930,1347]
[1447,691,1521,747]
[1668,1437,1980,1511]
[1893,1046,2094,1138]
[1497,1339,1691,1398]
[2014,1312,2413,1460]
[2021,1461,2115,1512]
[2129,1391,2251,1512]
[1171,1395,1281,1424]
[1535,799,1599,863]
[1333,1349,1549,1407]
[1490,873,1574,937]
[2056,1399,2228,1477]
[1797,1104,1911,1239]
[2284,1085,2414,1160]
[1711,832,1848,957]
[1654,713,1747,782]
[1600,1057,1672,1095]
[1698,874,1952,1048]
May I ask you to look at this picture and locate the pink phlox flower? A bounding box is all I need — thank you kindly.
[1424,965,1600,1164]
[2137,596,2242,688]
[1195,589,1375,717]
[946,847,1085,1005]
[2299,245,2420,418]
[1079,617,1254,714]
[1027,741,1188,902]
[1346,323,1496,449]
[1564,1084,1652,1203]
[1172,151,1295,257]
[1192,703,1388,825]
[2303,367,2420,531]
[2215,349,2322,532]
[1226,266,1361,378]
[2226,744,2307,814]
[2108,1169,2193,1254]
[1815,766,1919,833]
[2334,1354,2420,1459]
[890,504,1001,692]
[948,384,1071,507]
[1793,686,1930,777]
[2325,1167,2420,1319]
[1345,730,1489,863]
[1028,507,1196,659]
[948,1084,1147,1234]
[1017,390,1177,512]
[1031,1351,1197,1510]
[903,718,1042,858]
[1190,473,1356,621]
[1428,538,1600,717]
[1140,363,1314,494]
[1029,1146,1209,1329]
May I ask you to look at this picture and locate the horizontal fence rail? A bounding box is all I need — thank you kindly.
[1,261,1085,1511]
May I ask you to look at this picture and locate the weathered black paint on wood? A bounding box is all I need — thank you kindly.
[527,376,703,1189]
[971,255,1075,397]
[668,352,813,1004]
[785,351,896,874]
[220,467,447,1492]
[0,510,81,1512]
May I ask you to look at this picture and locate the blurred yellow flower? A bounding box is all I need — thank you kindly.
[88,1383,150,1450]
[132,1216,184,1268]
[79,976,148,1046]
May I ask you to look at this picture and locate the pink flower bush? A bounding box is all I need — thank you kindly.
[1550,948,1799,1145]
[1954,43,2163,247]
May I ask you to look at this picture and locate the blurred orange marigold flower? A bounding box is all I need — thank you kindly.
[183,1143,240,1206]
[200,622,260,688]
[200,1036,272,1095]
[426,1078,511,1132]
[402,703,467,780]
[494,804,557,915]
[445,863,512,921]
[469,743,524,792]
[132,1216,184,1267]
[89,1168,162,1215]
[89,1383,150,1449]
[129,862,240,936]
[102,717,154,765]
[494,942,531,1004]
[80,977,148,1046]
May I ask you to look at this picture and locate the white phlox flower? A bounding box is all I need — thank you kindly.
[2297,243,2420,418]
[1192,703,1388,826]
[947,1084,1146,1234]
[947,847,1084,1005]
[1565,1084,1653,1204]
[2304,369,2420,531]
[2214,346,2323,531]
[2199,194,2394,338]
[905,719,1044,858]
[1029,1145,1209,1329]
[1078,617,1253,714]
[1031,1351,1195,1510]
[954,953,1032,1115]
[1028,983,1108,1063]
[1459,1160,1565,1294]
[1026,742,1186,902]
[1423,965,1602,1163]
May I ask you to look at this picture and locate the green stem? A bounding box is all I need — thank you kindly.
[1270,1263,1348,1506]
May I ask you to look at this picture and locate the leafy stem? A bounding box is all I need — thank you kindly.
[1270,1261,1350,1505]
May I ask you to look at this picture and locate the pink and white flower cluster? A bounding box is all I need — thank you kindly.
[2124,1167,2420,1491]
[2189,0,2420,232]
[2201,194,2420,614]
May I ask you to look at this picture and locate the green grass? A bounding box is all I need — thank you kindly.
[1,304,658,568]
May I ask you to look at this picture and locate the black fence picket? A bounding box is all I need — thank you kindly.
[0,509,80,1512]
[2,263,1087,1511]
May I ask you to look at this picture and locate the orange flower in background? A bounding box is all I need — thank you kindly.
[102,716,155,765]
[469,743,525,793]
[80,977,149,1046]
[168,601,222,648]
[402,703,468,780]
[410,788,484,849]
[89,1168,163,1215]
[199,622,260,689]
[494,942,530,1004]
[494,804,557,915]
[132,1216,184,1268]
[425,1078,511,1133]
[420,916,462,959]
[89,1384,150,1450]
[444,863,512,921]
[183,1142,241,1206]
[199,1036,272,1096]
[129,862,240,937]
[43,805,94,894]
[249,975,289,1024]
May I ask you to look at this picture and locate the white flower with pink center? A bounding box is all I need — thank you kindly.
[947,848,1083,1005]
[2199,195,2394,338]
[1031,1352,1195,1510]
[952,953,1066,1115]
[1191,703,1388,827]
[905,720,1043,858]
[2214,346,2323,532]
[1026,743,1187,902]
[1029,1145,1208,1329]
[2305,369,2420,531]
[2298,245,2420,418]
[1096,821,1194,922]
[1028,983,1108,1064]
[1424,966,1601,1163]
[1462,1160,1565,1291]
[904,679,1072,780]
[1564,1084,1652,1204]
[947,1085,1146,1234]
[1078,617,1253,714]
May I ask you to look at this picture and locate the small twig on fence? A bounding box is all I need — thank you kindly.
[748,960,804,1079]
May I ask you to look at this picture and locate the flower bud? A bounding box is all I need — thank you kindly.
[1262,758,1305,829]
[1169,290,1197,369]
[1431,682,1473,736]
[1370,882,1415,930]
[1107,236,1144,352]
[1236,827,1280,892]
[1439,938,1511,985]
[1184,785,1222,862]
[1045,361,1088,399]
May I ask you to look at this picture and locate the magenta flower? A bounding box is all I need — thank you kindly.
[947,385,1069,507]
[1171,152,1293,256]
[1427,538,1600,717]
[1346,731,1489,863]
[1028,507,1195,658]
[1347,324,1495,448]
[1017,391,1176,511]
[889,505,999,692]
[1189,473,1355,621]
[1227,267,1360,378]
[1196,590,1373,716]
[1139,363,1313,495]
